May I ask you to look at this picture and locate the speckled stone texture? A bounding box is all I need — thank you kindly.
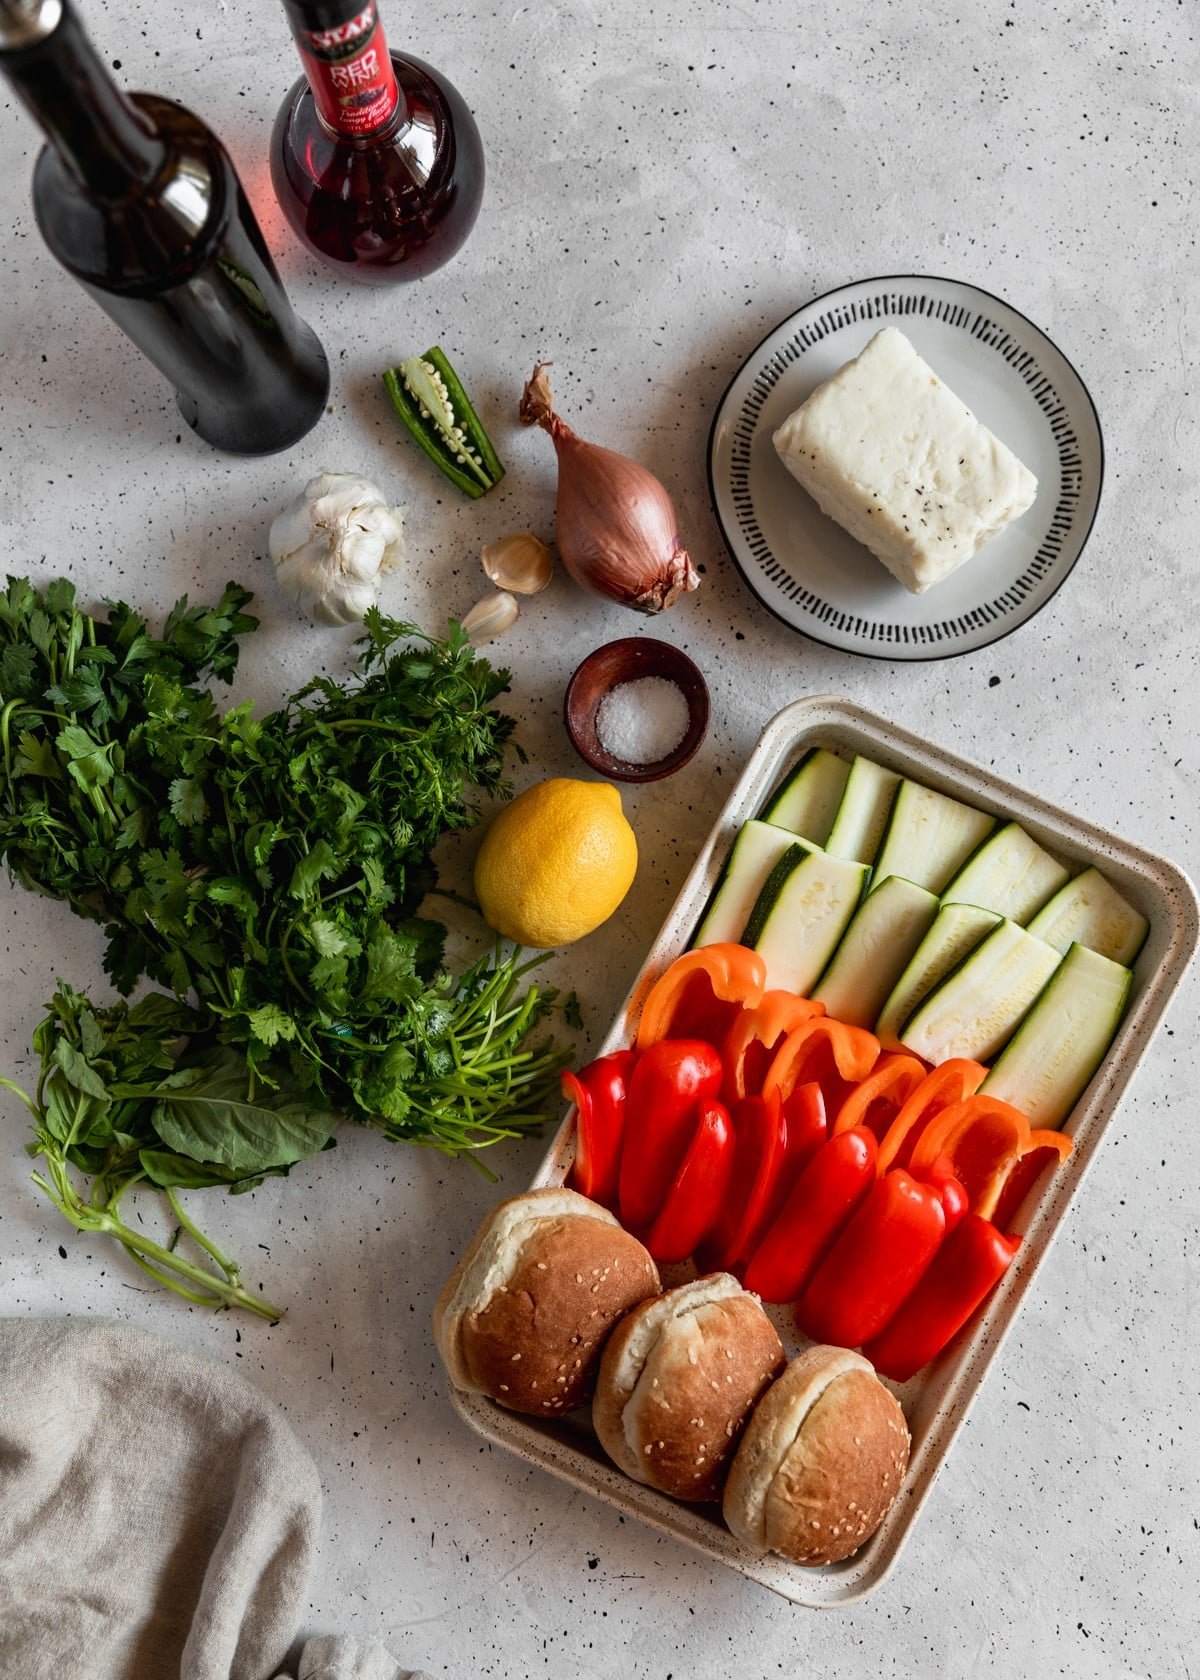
[0,0,1197,1675]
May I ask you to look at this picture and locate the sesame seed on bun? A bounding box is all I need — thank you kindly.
[433,1187,659,1416]
[593,1274,784,1503]
[723,1345,910,1566]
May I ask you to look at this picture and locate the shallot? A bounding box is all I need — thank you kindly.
[519,364,699,613]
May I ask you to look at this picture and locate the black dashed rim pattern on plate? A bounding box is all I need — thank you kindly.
[708,276,1105,662]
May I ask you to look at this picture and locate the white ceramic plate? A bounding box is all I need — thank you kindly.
[707,276,1104,660]
[448,698,1196,1607]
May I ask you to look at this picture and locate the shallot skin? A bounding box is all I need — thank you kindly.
[520,364,699,614]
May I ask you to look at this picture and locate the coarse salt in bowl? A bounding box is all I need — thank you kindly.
[563,639,710,784]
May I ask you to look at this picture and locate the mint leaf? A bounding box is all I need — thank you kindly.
[52,1037,110,1101]
[149,1049,339,1173]
[138,1147,288,1191]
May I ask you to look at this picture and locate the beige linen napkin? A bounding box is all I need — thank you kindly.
[0,1319,426,1680]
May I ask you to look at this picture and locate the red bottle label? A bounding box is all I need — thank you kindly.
[296,1,399,138]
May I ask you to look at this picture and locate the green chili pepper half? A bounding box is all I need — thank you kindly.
[383,346,505,499]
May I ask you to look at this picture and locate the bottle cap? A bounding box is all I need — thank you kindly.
[0,0,64,52]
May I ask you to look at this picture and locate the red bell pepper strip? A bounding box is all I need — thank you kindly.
[722,990,825,1101]
[875,1058,988,1176]
[695,1089,788,1274]
[907,1095,1036,1221]
[618,1039,724,1231]
[990,1129,1075,1231]
[644,1098,735,1264]
[751,1082,829,1242]
[634,944,766,1052]
[741,1126,877,1305]
[762,1018,880,1117]
[863,1214,1021,1382]
[921,1154,970,1234]
[781,1081,827,1177]
[796,1168,947,1348]
[831,1052,927,1143]
[564,1050,637,1209]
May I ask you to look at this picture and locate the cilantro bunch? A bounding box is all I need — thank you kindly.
[0,577,569,1313]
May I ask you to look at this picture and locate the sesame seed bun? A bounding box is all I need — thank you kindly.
[722,1345,910,1566]
[592,1274,785,1503]
[433,1187,659,1416]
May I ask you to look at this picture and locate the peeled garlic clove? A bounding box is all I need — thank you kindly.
[462,591,519,645]
[482,531,553,595]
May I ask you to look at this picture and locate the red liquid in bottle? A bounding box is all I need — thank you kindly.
[270,1,484,284]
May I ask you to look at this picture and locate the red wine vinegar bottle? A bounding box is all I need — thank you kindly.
[270,0,485,284]
[0,0,329,455]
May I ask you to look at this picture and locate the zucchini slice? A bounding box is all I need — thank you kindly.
[1027,867,1149,966]
[824,757,902,865]
[899,919,1062,1065]
[813,876,939,1028]
[941,822,1070,925]
[872,781,996,896]
[692,819,800,947]
[980,942,1132,1128]
[875,902,1001,1048]
[743,846,870,995]
[383,348,505,499]
[760,748,851,845]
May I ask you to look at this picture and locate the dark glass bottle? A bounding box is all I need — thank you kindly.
[270,0,484,285]
[0,0,329,455]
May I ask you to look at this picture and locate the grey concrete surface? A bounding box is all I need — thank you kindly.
[0,1,1196,1675]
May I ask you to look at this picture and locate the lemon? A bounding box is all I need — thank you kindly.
[474,778,638,948]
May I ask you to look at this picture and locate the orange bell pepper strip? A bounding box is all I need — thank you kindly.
[761,1018,880,1117]
[875,1058,988,1177]
[907,1095,1034,1221]
[722,990,825,1101]
[990,1129,1074,1231]
[831,1052,927,1143]
[634,944,767,1052]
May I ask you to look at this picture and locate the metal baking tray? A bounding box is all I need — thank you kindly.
[448,696,1198,1606]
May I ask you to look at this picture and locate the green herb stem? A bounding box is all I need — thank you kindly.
[31,1154,279,1320]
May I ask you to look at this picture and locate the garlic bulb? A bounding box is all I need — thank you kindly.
[482,531,553,595]
[269,471,405,626]
[462,591,519,645]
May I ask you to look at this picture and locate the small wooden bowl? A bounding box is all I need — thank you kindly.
[563,638,710,784]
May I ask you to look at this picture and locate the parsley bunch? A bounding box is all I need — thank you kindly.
[0,578,569,1312]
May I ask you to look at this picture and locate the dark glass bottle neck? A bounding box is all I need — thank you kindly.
[0,0,164,199]
[279,0,405,141]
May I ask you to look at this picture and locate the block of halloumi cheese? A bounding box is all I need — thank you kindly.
[772,327,1038,595]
